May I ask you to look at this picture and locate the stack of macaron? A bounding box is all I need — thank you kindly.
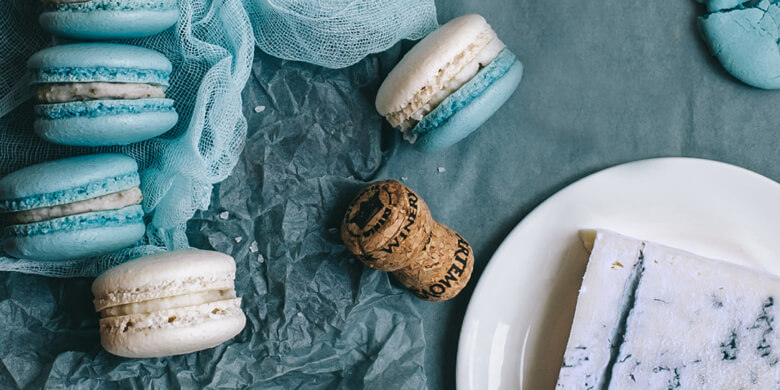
[1,2,182,260]
[376,14,523,152]
[0,1,245,359]
[29,0,180,147]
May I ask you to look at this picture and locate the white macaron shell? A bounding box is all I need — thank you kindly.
[375,14,495,117]
[93,249,237,311]
[99,298,246,358]
[395,36,506,134]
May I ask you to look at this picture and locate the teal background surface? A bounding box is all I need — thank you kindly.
[384,0,780,388]
[3,0,780,388]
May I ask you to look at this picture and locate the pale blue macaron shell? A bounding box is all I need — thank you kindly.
[0,153,140,211]
[3,207,146,261]
[39,0,178,40]
[0,154,145,261]
[35,99,178,146]
[411,49,523,152]
[28,43,172,86]
[28,43,178,146]
[697,0,780,89]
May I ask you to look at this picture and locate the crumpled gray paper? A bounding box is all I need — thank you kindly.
[0,47,429,388]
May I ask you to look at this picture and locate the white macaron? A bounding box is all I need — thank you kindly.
[375,14,523,152]
[92,249,246,358]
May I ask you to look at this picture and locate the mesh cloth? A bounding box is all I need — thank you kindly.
[246,0,438,68]
[0,0,437,277]
[0,0,254,277]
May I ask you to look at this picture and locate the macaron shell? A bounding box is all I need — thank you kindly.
[28,43,173,85]
[376,14,493,115]
[39,8,178,40]
[0,153,139,211]
[2,206,145,261]
[92,249,238,310]
[99,299,245,358]
[697,6,780,89]
[413,50,523,152]
[35,99,178,146]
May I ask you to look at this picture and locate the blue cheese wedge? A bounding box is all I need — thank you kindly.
[557,230,780,389]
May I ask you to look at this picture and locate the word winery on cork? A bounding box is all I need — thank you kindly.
[341,180,474,301]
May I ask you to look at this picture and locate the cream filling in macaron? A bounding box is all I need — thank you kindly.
[99,298,244,336]
[100,289,237,318]
[5,187,142,224]
[36,83,167,104]
[385,31,506,133]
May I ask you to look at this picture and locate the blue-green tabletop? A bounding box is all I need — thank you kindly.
[4,0,780,388]
[380,0,780,388]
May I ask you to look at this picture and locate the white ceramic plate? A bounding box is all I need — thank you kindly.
[456,158,780,390]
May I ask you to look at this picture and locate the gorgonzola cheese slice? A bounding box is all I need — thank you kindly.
[557,230,780,389]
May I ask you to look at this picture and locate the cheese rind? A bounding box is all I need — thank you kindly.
[556,230,644,389]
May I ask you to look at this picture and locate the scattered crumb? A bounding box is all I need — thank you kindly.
[297,312,304,318]
[249,241,258,253]
[610,261,624,269]
[218,211,229,220]
[258,254,265,263]
[327,227,338,235]
[234,236,243,243]
[400,176,408,181]
[437,167,446,173]
[253,105,265,113]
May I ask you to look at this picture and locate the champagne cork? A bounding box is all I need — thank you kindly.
[393,221,474,301]
[341,180,474,301]
[341,180,434,271]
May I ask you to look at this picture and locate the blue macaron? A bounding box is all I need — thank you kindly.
[697,0,780,89]
[39,0,178,40]
[28,43,178,146]
[375,14,523,152]
[412,50,523,152]
[0,154,146,261]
